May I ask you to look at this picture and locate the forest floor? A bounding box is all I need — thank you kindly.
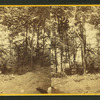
[0,65,51,95]
[52,74,100,94]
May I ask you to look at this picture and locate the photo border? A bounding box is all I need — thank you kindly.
[0,4,100,96]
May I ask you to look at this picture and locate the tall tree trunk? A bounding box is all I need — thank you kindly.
[60,35,63,72]
[66,39,71,70]
[36,25,39,60]
[60,48,63,72]
[84,34,87,71]
[73,37,76,69]
[9,37,12,60]
[31,28,34,68]
[23,27,28,68]
[81,41,86,74]
[17,46,20,66]
[67,41,71,72]
[73,52,76,68]
[43,19,46,55]
[42,28,45,55]
[97,31,100,55]
[9,32,13,60]
[25,28,28,52]
[55,47,57,73]
[79,22,87,74]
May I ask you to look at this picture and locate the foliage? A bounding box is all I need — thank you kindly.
[0,6,100,75]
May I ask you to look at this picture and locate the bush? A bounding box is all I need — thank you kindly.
[51,72,66,78]
[64,68,71,75]
[76,67,84,75]
[64,66,84,75]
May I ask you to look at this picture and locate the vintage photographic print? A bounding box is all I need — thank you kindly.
[0,6,51,94]
[0,6,100,95]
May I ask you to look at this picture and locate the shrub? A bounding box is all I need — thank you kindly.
[51,72,66,78]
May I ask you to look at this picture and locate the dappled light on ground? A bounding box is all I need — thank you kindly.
[0,66,50,94]
[52,74,100,93]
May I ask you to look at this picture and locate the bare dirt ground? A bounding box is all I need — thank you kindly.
[0,66,51,95]
[52,74,100,94]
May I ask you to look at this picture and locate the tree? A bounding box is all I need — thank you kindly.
[74,6,95,74]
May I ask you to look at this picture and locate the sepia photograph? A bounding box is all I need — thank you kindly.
[0,6,100,95]
[0,7,51,94]
[51,6,100,94]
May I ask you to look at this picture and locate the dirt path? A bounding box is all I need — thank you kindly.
[52,74,100,94]
[0,66,51,94]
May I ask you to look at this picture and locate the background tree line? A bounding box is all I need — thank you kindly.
[0,6,100,75]
[50,6,100,75]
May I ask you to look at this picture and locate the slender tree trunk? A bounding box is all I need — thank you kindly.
[36,25,39,60]
[98,41,100,54]
[43,19,46,55]
[17,46,20,66]
[31,44,33,67]
[81,38,86,74]
[73,37,76,69]
[23,27,28,68]
[81,42,86,74]
[9,37,12,60]
[60,48,63,72]
[31,28,34,68]
[66,39,71,69]
[68,49,71,69]
[97,30,100,55]
[55,47,57,73]
[60,36,63,72]
[42,28,45,55]
[84,34,87,70]
[25,28,28,52]
[73,53,76,68]
[80,22,87,74]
